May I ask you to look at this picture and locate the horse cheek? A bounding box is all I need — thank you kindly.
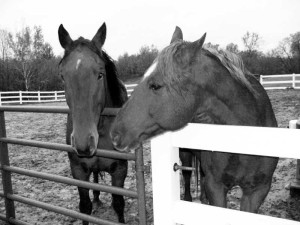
[169,94,197,129]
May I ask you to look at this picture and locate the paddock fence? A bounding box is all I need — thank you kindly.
[0,105,147,225]
[260,73,300,90]
[151,123,300,225]
[1,74,300,105]
[0,84,138,106]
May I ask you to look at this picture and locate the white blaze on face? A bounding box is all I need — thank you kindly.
[76,59,81,70]
[143,60,158,80]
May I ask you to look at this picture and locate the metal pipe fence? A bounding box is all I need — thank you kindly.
[0,105,147,225]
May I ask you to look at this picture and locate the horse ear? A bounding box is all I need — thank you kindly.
[170,26,183,44]
[197,32,206,48]
[190,33,206,51]
[175,32,207,66]
[92,22,106,50]
[188,32,207,59]
[58,24,73,49]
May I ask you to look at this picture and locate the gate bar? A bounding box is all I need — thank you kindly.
[135,145,147,224]
[2,165,138,198]
[0,137,135,161]
[0,106,119,116]
[0,105,148,224]
[0,111,16,224]
[0,192,123,225]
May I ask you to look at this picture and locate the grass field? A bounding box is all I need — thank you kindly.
[1,89,300,224]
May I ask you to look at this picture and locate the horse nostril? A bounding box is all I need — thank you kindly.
[89,135,96,149]
[111,133,121,147]
[71,134,75,148]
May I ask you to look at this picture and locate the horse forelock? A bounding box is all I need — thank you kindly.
[156,42,191,86]
[59,37,102,64]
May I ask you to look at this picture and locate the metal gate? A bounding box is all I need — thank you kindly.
[0,105,147,225]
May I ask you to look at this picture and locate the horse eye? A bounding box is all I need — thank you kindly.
[149,83,162,91]
[98,72,104,80]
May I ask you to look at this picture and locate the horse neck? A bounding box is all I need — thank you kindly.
[193,54,261,126]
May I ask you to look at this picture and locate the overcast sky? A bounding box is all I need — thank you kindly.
[0,0,300,59]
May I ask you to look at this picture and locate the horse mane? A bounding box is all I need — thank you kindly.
[101,51,128,107]
[60,37,127,107]
[202,47,258,97]
[157,41,258,98]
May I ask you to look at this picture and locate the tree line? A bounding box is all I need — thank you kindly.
[117,31,300,81]
[0,26,62,91]
[0,25,299,92]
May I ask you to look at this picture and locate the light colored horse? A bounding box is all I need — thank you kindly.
[111,26,278,213]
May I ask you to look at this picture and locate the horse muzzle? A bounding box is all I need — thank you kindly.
[111,132,129,152]
[71,133,98,157]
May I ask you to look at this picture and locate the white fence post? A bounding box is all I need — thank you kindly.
[0,92,1,106]
[19,91,22,104]
[289,120,300,193]
[38,91,41,102]
[293,73,296,88]
[54,91,57,101]
[151,132,180,225]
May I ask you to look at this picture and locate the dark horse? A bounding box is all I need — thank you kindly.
[111,26,279,212]
[58,23,128,224]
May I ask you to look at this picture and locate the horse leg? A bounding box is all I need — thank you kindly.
[92,172,102,208]
[240,182,272,213]
[204,174,228,208]
[70,162,92,225]
[110,160,128,223]
[192,151,209,204]
[199,165,209,204]
[78,186,93,225]
[179,148,193,201]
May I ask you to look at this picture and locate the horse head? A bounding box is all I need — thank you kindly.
[58,23,108,157]
[111,27,207,151]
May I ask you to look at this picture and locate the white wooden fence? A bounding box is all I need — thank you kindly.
[151,123,300,225]
[260,73,300,90]
[2,74,300,105]
[0,91,66,106]
[0,84,137,106]
[1,74,300,105]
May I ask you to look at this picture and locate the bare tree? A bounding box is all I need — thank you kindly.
[274,32,300,73]
[242,31,261,55]
[0,29,12,90]
[0,29,11,60]
[7,26,54,91]
[290,32,300,58]
[8,26,34,91]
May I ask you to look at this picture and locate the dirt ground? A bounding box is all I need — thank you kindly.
[1,89,300,224]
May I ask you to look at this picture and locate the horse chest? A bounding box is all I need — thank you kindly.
[202,152,269,188]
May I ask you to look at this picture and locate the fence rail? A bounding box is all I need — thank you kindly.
[2,75,300,105]
[151,123,300,225]
[0,105,147,225]
[260,73,300,90]
[0,91,65,105]
[0,84,138,106]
